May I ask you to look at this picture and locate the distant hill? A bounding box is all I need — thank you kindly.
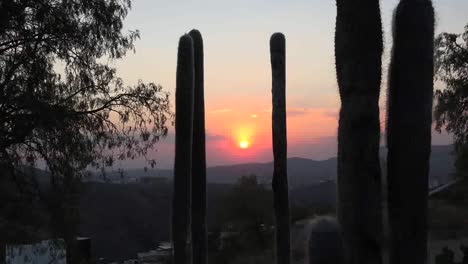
[96,145,455,188]
[205,157,337,187]
[205,145,455,186]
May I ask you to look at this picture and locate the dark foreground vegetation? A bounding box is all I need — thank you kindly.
[1,170,335,262]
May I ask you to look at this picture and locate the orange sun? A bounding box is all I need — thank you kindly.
[239,140,249,149]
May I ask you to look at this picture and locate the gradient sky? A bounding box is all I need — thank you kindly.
[111,0,468,169]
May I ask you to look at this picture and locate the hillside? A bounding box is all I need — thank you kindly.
[78,182,233,262]
[92,157,337,187]
[206,157,337,187]
[6,145,456,262]
[91,145,456,188]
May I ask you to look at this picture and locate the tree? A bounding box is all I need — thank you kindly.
[217,175,274,240]
[0,167,51,261]
[334,0,383,263]
[0,0,172,262]
[434,23,468,178]
[0,0,171,174]
[213,175,274,264]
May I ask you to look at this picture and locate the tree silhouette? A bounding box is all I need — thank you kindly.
[0,1,172,262]
[435,247,455,264]
[213,175,274,264]
[461,244,468,264]
[434,23,468,179]
[0,1,171,172]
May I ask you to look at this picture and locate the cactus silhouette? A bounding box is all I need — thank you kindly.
[172,34,195,264]
[307,217,344,264]
[334,0,383,263]
[270,32,291,264]
[387,0,434,263]
[189,29,207,264]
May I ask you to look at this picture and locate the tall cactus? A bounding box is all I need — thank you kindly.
[387,0,434,263]
[334,0,383,263]
[270,32,291,264]
[189,29,207,264]
[172,34,195,264]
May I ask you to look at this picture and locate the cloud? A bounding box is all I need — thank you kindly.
[263,107,309,116]
[287,108,310,117]
[322,110,338,119]
[263,107,339,118]
[206,133,228,141]
[160,132,227,142]
[209,109,232,114]
[288,136,338,160]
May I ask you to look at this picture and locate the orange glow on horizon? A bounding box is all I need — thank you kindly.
[203,102,338,163]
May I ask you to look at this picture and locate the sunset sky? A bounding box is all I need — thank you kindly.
[112,0,467,169]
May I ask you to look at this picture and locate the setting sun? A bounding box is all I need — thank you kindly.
[239,140,249,149]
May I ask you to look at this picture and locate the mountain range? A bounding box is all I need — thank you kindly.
[98,145,456,188]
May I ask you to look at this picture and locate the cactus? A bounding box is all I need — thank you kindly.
[189,29,207,264]
[270,32,291,264]
[386,0,434,263]
[307,217,344,264]
[172,34,195,264]
[334,0,383,263]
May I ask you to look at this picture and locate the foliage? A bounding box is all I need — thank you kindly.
[0,1,172,261]
[0,0,172,179]
[0,167,50,262]
[434,247,455,264]
[434,23,468,177]
[217,175,273,230]
[212,175,274,264]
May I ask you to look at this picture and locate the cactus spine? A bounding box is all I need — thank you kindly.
[189,29,208,264]
[172,34,195,264]
[387,0,434,263]
[334,0,383,263]
[270,32,291,264]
